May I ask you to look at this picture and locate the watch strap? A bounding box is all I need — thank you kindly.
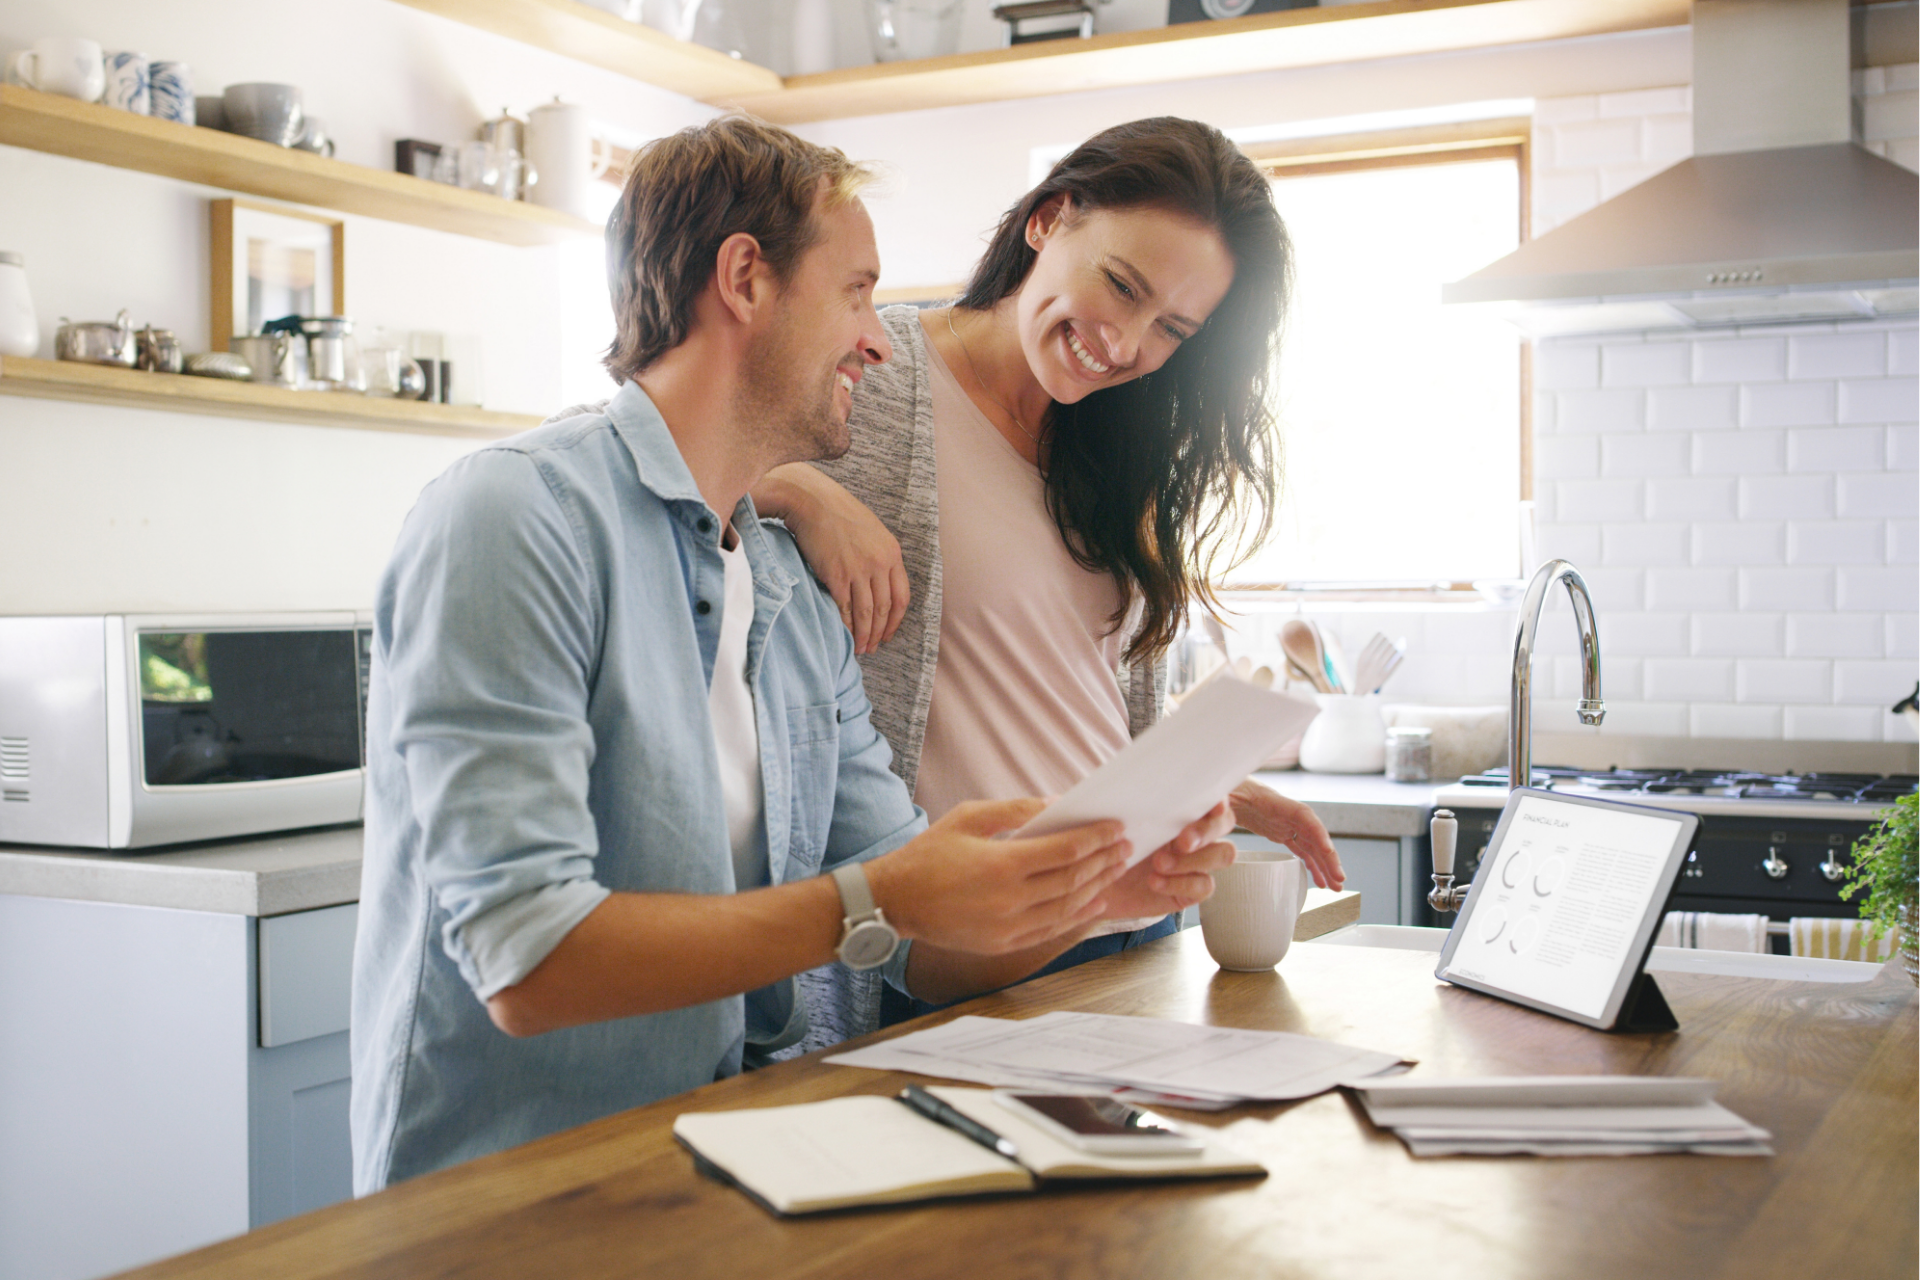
[830,862,879,923]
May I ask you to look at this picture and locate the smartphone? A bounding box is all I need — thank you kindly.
[992,1092,1205,1155]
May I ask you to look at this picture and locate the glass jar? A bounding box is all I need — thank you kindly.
[1384,726,1434,783]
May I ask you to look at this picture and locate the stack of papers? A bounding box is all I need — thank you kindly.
[826,1011,1408,1110]
[1350,1076,1773,1157]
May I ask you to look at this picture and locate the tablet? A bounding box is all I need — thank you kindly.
[1434,788,1699,1031]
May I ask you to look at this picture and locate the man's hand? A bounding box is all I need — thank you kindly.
[752,463,909,653]
[1096,798,1240,920]
[866,799,1133,955]
[1228,779,1345,890]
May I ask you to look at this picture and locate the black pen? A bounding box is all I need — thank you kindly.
[897,1084,1020,1160]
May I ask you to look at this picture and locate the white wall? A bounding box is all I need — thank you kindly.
[0,0,713,615]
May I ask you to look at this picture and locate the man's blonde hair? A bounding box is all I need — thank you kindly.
[604,113,875,382]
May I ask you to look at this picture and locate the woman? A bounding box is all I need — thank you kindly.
[756,118,1344,1036]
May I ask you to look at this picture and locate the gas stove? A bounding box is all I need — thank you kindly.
[1420,766,1917,937]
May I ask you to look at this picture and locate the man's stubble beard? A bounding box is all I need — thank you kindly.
[736,302,851,466]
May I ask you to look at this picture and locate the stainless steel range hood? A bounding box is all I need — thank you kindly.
[1445,0,1919,336]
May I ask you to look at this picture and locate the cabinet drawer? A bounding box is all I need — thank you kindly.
[258,903,357,1048]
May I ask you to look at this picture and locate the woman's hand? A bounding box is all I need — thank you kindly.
[752,463,909,654]
[1228,779,1346,890]
[1096,799,1239,920]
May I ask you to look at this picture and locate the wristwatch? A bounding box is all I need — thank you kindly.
[830,862,900,971]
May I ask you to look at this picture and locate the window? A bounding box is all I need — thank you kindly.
[1225,129,1528,588]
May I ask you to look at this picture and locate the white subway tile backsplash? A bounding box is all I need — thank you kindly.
[1644,657,1735,701]
[1787,613,1883,658]
[1558,388,1644,434]
[1736,659,1831,703]
[1645,567,1737,611]
[1647,478,1738,521]
[1533,94,1599,124]
[1888,613,1918,660]
[1533,174,1602,235]
[1786,521,1886,565]
[1535,343,1599,392]
[1577,566,1644,612]
[1740,566,1835,611]
[1420,608,1519,654]
[1692,612,1783,657]
[1574,699,1690,736]
[1690,703,1783,739]
[1556,478,1643,522]
[1692,429,1785,475]
[1838,566,1920,612]
[1602,612,1690,657]
[1602,433,1691,478]
[1891,520,1917,565]
[1536,522,1602,565]
[1647,385,1739,432]
[1839,377,1920,424]
[1553,118,1644,167]
[1786,426,1885,473]
[1889,329,1918,378]
[1788,332,1888,380]
[1692,337,1786,385]
[1602,342,1691,387]
[1885,63,1919,92]
[1836,473,1919,519]
[1640,114,1692,164]
[1738,475,1835,520]
[1784,704,1883,741]
[1835,659,1920,705]
[1603,522,1691,566]
[1693,521,1786,566]
[1889,425,1919,471]
[1741,382,1837,428]
[1535,434,1600,480]
[1556,653,1642,700]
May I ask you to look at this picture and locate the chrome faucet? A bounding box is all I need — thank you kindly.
[1429,559,1606,915]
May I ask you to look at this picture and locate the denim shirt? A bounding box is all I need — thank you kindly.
[350,381,925,1193]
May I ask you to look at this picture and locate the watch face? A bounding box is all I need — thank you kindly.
[840,920,898,970]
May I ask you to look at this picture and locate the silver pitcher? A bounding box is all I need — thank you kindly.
[135,326,184,374]
[230,332,307,387]
[301,316,362,392]
[55,310,136,366]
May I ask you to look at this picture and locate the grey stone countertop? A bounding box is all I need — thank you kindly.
[0,771,1446,916]
[0,824,363,917]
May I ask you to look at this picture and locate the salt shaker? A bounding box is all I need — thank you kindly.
[1384,726,1434,783]
[0,252,39,358]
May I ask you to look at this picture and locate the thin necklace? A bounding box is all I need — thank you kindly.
[945,308,1043,449]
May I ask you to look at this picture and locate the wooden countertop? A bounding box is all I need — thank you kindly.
[112,930,1916,1280]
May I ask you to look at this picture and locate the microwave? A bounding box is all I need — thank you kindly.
[0,613,372,849]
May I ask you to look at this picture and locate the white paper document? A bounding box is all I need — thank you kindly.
[1015,675,1319,868]
[826,1011,1408,1103]
[1351,1076,1773,1158]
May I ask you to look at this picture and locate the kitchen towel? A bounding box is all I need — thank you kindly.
[1788,917,1898,963]
[1657,912,1769,954]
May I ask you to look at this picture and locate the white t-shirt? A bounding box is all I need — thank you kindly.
[711,531,766,890]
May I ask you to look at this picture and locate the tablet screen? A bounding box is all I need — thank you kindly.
[1437,793,1692,1023]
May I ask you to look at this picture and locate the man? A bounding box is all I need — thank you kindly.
[350,115,1234,1193]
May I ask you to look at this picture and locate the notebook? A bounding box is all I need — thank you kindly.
[673,1087,1265,1216]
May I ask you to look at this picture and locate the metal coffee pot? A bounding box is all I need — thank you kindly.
[230,331,307,387]
[135,325,184,374]
[55,310,136,366]
[301,316,363,392]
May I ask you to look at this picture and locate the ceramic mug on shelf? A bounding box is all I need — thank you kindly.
[103,51,149,114]
[1199,850,1312,972]
[526,98,612,221]
[8,37,106,102]
[149,61,193,124]
[0,252,39,358]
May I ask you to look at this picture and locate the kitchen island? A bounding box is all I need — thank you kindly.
[102,927,1917,1280]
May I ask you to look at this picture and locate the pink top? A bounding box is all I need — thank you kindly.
[915,326,1156,934]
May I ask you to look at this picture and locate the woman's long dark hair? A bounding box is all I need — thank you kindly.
[959,117,1288,664]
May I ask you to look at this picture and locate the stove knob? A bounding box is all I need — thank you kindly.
[1818,855,1847,883]
[1763,848,1790,880]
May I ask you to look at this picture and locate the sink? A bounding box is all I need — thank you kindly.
[1307,924,1886,984]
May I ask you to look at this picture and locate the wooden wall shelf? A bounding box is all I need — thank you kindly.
[728,0,1689,123]
[389,0,782,100]
[0,356,536,439]
[0,85,600,247]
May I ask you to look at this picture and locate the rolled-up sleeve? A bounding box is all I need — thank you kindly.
[380,448,611,999]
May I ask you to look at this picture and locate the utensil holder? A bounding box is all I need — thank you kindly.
[1298,693,1386,774]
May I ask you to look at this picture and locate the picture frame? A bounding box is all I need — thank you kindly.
[209,199,346,354]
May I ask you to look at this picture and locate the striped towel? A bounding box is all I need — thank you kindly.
[1657,912,1770,953]
[1788,917,1899,963]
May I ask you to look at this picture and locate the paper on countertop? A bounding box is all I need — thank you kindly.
[1351,1076,1718,1109]
[1015,674,1319,868]
[826,1011,1408,1103]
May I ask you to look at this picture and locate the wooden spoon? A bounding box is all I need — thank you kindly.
[1280,620,1333,695]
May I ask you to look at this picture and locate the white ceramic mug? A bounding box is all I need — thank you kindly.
[527,99,613,221]
[103,51,149,114]
[1199,850,1311,972]
[8,38,106,102]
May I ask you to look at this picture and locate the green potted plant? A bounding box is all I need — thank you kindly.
[1840,791,1918,984]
